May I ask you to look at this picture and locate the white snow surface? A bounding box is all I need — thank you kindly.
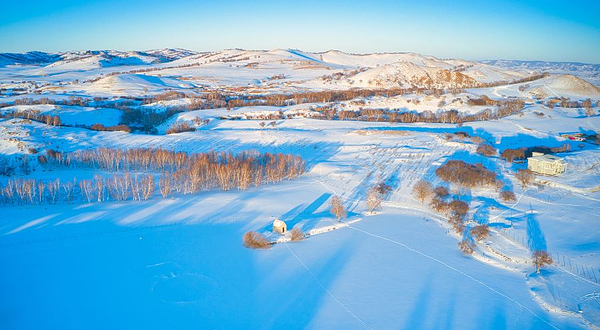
[0,48,599,330]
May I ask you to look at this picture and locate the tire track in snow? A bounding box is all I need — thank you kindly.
[341,221,562,330]
[284,242,372,330]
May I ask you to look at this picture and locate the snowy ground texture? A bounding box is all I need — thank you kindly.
[0,49,599,330]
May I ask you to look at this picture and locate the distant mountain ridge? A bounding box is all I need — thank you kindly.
[1,48,598,93]
[480,59,600,86]
[0,48,198,68]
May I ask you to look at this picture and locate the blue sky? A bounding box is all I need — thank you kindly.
[1,0,599,63]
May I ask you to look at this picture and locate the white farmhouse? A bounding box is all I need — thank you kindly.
[272,219,287,234]
[527,152,567,175]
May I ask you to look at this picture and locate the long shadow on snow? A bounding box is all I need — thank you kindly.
[279,192,332,231]
[401,274,435,330]
[256,239,359,330]
[526,212,547,252]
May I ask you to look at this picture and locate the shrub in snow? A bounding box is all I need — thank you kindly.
[243,231,271,249]
[470,225,490,242]
[500,148,526,163]
[476,144,496,157]
[499,190,516,202]
[374,182,392,195]
[471,136,485,145]
[532,250,553,274]
[166,122,195,134]
[448,199,469,218]
[459,240,474,255]
[429,197,449,214]
[448,214,466,234]
[433,186,449,199]
[290,227,305,242]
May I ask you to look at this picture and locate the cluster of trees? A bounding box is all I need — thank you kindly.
[412,171,550,273]
[0,174,158,205]
[412,158,514,256]
[500,143,571,163]
[476,144,497,157]
[413,179,493,254]
[306,98,525,124]
[242,226,305,249]
[1,96,91,108]
[435,160,499,189]
[119,107,184,133]
[166,122,196,134]
[545,97,598,110]
[90,123,132,133]
[0,110,62,126]
[48,147,305,190]
[320,68,367,83]
[480,72,550,88]
[0,148,306,206]
[413,180,472,235]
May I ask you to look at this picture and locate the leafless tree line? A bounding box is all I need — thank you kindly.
[307,98,524,124]
[0,110,62,126]
[0,174,156,205]
[0,148,306,206]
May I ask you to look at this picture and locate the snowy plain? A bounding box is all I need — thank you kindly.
[0,48,599,330]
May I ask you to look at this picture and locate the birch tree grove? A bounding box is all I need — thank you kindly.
[0,148,306,206]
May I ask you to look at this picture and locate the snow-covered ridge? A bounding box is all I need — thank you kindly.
[2,48,598,94]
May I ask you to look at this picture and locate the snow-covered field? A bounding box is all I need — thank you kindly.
[0,48,599,330]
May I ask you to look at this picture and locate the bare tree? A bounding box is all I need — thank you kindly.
[62,180,74,203]
[366,187,383,213]
[412,180,433,203]
[243,231,271,249]
[80,180,93,203]
[37,181,45,204]
[290,227,305,242]
[515,169,535,188]
[499,190,516,202]
[94,175,105,202]
[159,173,171,197]
[330,196,347,222]
[142,175,155,200]
[47,179,60,204]
[470,225,490,242]
[532,250,553,274]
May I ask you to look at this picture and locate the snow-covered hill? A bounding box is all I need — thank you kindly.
[481,59,600,86]
[2,48,598,95]
[0,47,599,330]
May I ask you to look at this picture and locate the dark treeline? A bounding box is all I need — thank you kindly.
[228,98,526,124]
[1,148,306,206]
[1,89,530,132]
[500,143,572,162]
[435,160,499,189]
[479,72,550,88]
[0,109,62,126]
